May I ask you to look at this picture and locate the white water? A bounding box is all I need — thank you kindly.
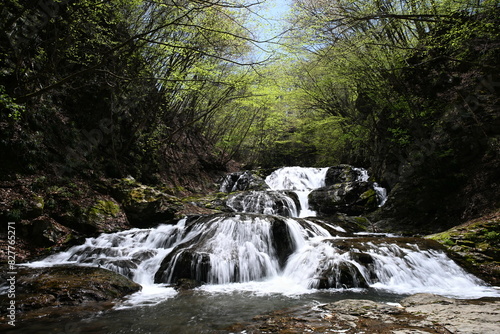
[226,190,299,217]
[24,166,499,311]
[374,182,388,206]
[27,218,499,306]
[354,167,369,182]
[265,167,328,217]
[355,167,388,206]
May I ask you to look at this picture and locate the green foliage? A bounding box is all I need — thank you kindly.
[0,85,24,119]
[0,0,263,178]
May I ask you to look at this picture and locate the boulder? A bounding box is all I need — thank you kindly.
[53,197,129,235]
[426,210,500,285]
[17,216,72,247]
[309,181,378,215]
[110,177,183,227]
[324,165,364,186]
[0,265,141,313]
[219,171,269,193]
[313,262,369,289]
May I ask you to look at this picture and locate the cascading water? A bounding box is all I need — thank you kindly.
[21,166,498,333]
[265,167,328,217]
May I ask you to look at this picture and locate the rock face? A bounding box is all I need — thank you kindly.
[227,293,500,334]
[426,209,500,285]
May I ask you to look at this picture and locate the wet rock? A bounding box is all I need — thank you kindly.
[314,262,369,289]
[270,216,296,267]
[175,278,203,290]
[0,265,141,316]
[219,171,269,193]
[324,165,363,186]
[155,248,211,284]
[227,294,500,334]
[309,181,378,215]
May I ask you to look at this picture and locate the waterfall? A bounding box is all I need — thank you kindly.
[26,166,498,304]
[226,191,299,217]
[354,167,388,207]
[374,182,388,206]
[265,167,328,217]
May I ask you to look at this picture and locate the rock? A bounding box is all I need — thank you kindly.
[426,210,500,285]
[17,216,72,247]
[402,293,500,334]
[314,262,369,289]
[324,165,363,186]
[219,171,269,193]
[270,216,297,267]
[227,294,500,334]
[400,293,456,307]
[0,265,141,315]
[309,181,378,215]
[110,177,183,227]
[175,278,203,290]
[50,196,130,236]
[155,247,211,284]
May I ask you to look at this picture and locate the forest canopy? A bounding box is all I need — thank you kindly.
[1,0,499,226]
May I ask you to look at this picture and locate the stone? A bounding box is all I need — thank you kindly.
[219,171,269,193]
[324,165,361,185]
[309,181,378,215]
[227,294,500,334]
[110,177,183,227]
[0,265,141,313]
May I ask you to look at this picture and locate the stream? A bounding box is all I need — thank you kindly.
[14,166,499,333]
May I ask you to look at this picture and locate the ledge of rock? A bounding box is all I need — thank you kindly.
[226,293,500,334]
[0,265,141,325]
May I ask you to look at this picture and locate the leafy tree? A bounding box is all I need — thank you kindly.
[0,0,267,180]
[284,0,500,228]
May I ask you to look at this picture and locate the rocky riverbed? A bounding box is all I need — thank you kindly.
[226,293,500,334]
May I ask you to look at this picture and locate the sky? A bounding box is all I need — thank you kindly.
[250,0,292,59]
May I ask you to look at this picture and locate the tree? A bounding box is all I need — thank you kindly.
[285,0,500,229]
[0,0,268,179]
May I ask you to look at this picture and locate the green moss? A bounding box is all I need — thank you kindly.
[88,200,120,218]
[426,215,500,285]
[33,195,44,210]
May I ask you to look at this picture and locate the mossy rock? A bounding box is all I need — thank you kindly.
[84,199,129,233]
[109,177,183,227]
[426,210,500,285]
